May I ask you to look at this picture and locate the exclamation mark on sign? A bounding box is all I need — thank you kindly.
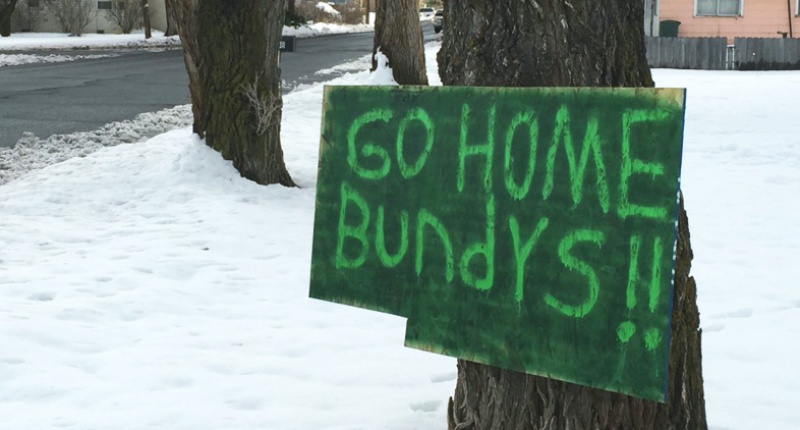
[617,234,664,351]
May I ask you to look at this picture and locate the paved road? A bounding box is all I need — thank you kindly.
[0,49,189,148]
[0,22,437,148]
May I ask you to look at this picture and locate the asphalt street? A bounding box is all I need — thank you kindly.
[0,49,189,148]
[0,22,437,148]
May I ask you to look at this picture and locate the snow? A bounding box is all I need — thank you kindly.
[652,69,800,430]
[0,104,193,185]
[315,1,341,17]
[282,20,374,37]
[1,36,799,430]
[0,30,181,51]
[0,53,118,67]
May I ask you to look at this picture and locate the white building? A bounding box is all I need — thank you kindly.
[12,0,168,35]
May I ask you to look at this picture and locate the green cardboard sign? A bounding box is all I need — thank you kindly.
[310,86,686,402]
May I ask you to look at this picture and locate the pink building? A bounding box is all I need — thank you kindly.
[659,0,800,42]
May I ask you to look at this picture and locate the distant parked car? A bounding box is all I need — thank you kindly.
[419,7,435,21]
[432,9,443,33]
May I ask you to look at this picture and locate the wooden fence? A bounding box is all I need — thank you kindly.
[645,37,728,70]
[645,37,800,70]
[734,38,800,70]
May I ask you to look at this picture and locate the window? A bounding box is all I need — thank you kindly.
[27,0,40,7]
[696,0,742,16]
[97,1,112,9]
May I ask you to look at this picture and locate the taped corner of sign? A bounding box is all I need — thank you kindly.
[656,88,687,107]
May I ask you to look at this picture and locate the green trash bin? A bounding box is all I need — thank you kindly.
[660,20,681,38]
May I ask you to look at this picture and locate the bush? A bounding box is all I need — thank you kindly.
[12,0,47,32]
[335,3,363,25]
[105,0,141,34]
[293,1,366,26]
[295,1,338,24]
[285,9,306,28]
[45,0,95,36]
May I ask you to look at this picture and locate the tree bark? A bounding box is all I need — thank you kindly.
[438,1,653,88]
[440,2,707,429]
[0,0,18,37]
[164,0,178,36]
[285,0,294,18]
[141,0,151,38]
[173,0,295,187]
[372,0,427,85]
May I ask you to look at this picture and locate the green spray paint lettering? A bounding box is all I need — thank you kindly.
[396,107,435,179]
[458,103,495,193]
[503,110,539,201]
[618,109,672,221]
[543,106,611,213]
[335,182,370,269]
[347,109,393,180]
[375,206,409,268]
[459,196,496,291]
[543,229,605,318]
[509,215,550,303]
[619,234,666,348]
[415,209,455,283]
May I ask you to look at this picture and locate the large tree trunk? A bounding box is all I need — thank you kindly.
[440,2,707,429]
[0,0,18,37]
[438,1,653,88]
[372,0,427,85]
[173,0,295,187]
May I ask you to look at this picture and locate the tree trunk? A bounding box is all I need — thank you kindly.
[164,0,179,36]
[0,0,18,37]
[438,1,653,88]
[372,0,427,85]
[286,0,294,17]
[141,0,151,38]
[439,2,707,429]
[173,0,295,186]
[284,0,303,27]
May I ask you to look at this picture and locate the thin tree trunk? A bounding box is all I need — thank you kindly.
[0,0,18,37]
[174,0,295,186]
[440,2,707,429]
[286,0,294,18]
[141,0,151,38]
[372,0,427,85]
[164,0,179,36]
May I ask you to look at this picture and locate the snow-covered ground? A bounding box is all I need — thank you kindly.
[1,37,799,430]
[0,30,181,51]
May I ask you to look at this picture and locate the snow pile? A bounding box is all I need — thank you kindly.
[0,105,193,185]
[283,21,373,37]
[0,31,180,51]
[0,53,117,67]
[315,1,341,17]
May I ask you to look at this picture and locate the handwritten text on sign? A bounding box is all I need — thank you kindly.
[310,86,686,402]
